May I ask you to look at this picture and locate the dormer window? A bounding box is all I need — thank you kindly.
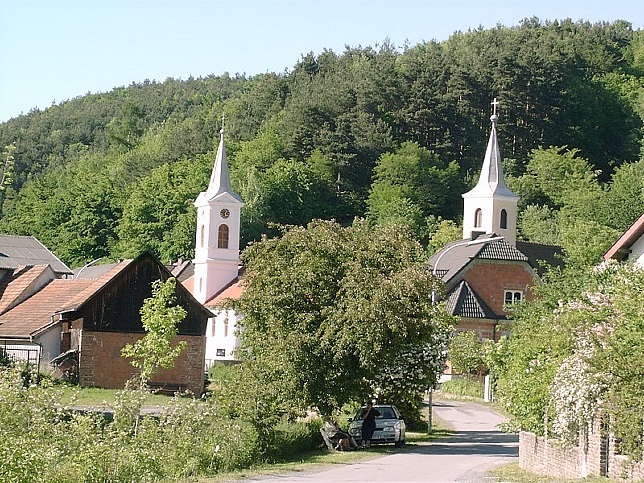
[500,209,508,229]
[218,224,229,249]
[474,209,482,228]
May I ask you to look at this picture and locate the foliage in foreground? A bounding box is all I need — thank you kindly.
[0,365,322,482]
[121,277,187,383]
[494,262,644,461]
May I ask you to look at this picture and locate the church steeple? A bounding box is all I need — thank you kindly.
[205,116,242,203]
[462,99,519,245]
[193,117,243,304]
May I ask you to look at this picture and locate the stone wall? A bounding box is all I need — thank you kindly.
[78,330,206,396]
[520,420,644,480]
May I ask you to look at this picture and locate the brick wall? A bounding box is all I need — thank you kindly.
[463,260,534,316]
[79,330,206,396]
[520,420,644,480]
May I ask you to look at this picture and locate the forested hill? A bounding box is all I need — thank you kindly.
[0,18,643,268]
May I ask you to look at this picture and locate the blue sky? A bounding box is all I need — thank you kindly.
[1,0,643,122]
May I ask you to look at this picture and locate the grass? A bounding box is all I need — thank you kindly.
[56,385,178,408]
[490,463,612,483]
[188,428,447,483]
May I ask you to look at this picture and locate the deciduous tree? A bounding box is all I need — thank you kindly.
[232,219,456,418]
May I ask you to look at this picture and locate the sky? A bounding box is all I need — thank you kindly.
[1,0,643,123]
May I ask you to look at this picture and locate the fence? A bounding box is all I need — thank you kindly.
[0,342,41,368]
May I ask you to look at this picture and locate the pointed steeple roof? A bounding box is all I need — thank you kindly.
[205,119,242,203]
[463,99,518,199]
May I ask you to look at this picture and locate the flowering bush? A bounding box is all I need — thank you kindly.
[496,262,644,461]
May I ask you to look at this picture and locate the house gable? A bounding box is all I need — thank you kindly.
[604,213,644,263]
[68,253,209,335]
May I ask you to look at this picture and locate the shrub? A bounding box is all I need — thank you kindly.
[0,364,262,482]
[264,419,322,462]
[440,378,484,398]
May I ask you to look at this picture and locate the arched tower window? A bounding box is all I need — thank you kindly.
[474,208,482,228]
[200,225,205,248]
[218,224,229,249]
[500,209,508,229]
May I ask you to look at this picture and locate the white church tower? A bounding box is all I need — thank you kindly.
[462,99,519,245]
[193,118,243,304]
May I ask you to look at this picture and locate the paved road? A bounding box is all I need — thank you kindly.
[232,399,518,482]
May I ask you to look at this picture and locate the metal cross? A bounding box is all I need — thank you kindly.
[491,98,500,116]
[221,114,226,131]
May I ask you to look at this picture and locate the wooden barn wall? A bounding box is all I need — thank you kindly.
[81,255,207,336]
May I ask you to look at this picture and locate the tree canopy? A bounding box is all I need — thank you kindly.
[230,219,457,417]
[0,19,641,267]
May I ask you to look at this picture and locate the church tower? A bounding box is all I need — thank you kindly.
[462,99,519,245]
[193,119,243,304]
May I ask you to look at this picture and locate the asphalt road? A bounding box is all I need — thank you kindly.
[233,399,518,483]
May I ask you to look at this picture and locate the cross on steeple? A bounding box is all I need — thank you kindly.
[221,114,226,132]
[491,98,500,117]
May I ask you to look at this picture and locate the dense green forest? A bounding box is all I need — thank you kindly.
[1,18,643,267]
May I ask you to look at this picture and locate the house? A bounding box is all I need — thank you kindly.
[0,235,74,366]
[603,212,644,266]
[430,100,562,353]
[0,248,211,396]
[173,122,245,367]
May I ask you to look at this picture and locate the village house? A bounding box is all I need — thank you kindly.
[603,212,644,265]
[0,242,211,396]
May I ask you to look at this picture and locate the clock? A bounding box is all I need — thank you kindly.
[220,208,230,219]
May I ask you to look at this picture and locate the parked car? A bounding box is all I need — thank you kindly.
[348,404,406,447]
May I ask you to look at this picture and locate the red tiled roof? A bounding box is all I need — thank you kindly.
[0,279,93,337]
[0,260,134,338]
[59,260,131,311]
[207,278,245,306]
[604,213,644,261]
[0,265,52,315]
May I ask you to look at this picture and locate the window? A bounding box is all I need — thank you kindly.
[474,208,482,228]
[216,349,226,357]
[500,209,508,229]
[211,319,216,337]
[218,224,229,248]
[504,290,523,305]
[224,319,229,337]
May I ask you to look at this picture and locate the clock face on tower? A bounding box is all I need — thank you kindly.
[220,208,230,219]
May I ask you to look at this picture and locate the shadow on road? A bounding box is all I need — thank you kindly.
[404,430,518,457]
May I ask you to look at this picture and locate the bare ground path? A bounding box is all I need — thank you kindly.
[228,398,518,483]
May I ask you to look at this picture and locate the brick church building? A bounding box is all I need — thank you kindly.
[429,100,562,344]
